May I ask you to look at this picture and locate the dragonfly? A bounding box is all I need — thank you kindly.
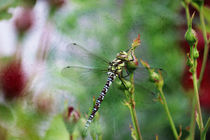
[62,35,157,129]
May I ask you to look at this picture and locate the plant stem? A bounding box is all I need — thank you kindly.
[158,88,179,139]
[127,73,142,140]
[188,97,196,140]
[184,3,196,139]
[192,70,204,139]
[201,118,210,140]
[183,2,205,139]
[198,6,209,89]
[70,134,73,140]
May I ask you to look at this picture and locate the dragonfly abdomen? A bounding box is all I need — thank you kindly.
[85,72,116,129]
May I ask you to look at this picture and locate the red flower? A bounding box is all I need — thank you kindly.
[0,61,27,99]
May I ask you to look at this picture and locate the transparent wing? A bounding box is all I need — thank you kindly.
[64,43,110,69]
[133,67,167,110]
[133,67,167,83]
[61,65,107,82]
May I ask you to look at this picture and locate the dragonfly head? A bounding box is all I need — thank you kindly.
[116,51,129,61]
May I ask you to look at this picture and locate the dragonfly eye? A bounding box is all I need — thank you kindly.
[117,51,128,60]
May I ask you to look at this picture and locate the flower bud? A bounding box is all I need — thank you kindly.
[14,8,34,34]
[185,28,197,47]
[127,55,139,72]
[193,49,199,59]
[63,106,80,134]
[186,53,193,67]
[149,70,160,83]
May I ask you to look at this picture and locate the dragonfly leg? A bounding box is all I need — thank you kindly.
[118,76,129,90]
[122,68,130,78]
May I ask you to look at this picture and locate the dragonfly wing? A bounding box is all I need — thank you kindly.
[133,67,166,83]
[64,43,110,68]
[133,67,167,109]
[62,65,107,82]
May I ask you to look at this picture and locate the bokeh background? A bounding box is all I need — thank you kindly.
[0,0,209,140]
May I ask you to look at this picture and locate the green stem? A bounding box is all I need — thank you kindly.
[128,104,142,140]
[183,1,191,27]
[158,88,179,139]
[193,71,203,127]
[192,71,204,138]
[188,97,196,140]
[198,6,209,89]
[201,118,210,140]
[126,73,142,140]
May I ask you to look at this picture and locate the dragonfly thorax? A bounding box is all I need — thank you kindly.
[107,51,130,77]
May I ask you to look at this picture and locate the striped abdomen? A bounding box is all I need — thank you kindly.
[85,73,116,129]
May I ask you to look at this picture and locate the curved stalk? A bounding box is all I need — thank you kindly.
[158,88,179,139]
[198,6,209,89]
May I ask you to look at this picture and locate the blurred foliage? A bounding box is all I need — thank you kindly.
[203,6,210,32]
[0,0,36,20]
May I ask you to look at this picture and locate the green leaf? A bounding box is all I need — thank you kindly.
[0,10,12,20]
[44,115,69,140]
[0,0,21,20]
[0,104,14,123]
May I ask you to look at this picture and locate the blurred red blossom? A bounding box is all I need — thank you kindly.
[0,60,27,99]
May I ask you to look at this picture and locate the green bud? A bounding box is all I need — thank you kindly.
[116,79,132,90]
[149,71,160,83]
[193,49,199,59]
[189,67,195,73]
[186,53,193,67]
[185,28,197,47]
